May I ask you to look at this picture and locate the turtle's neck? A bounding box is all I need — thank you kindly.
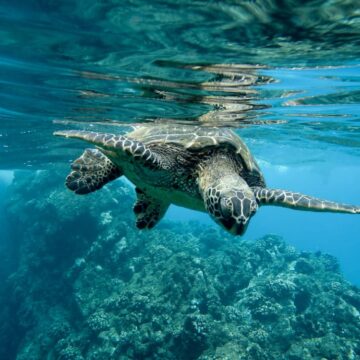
[197,150,246,195]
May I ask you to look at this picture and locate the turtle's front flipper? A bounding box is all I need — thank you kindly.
[133,188,169,229]
[66,149,122,195]
[54,130,161,169]
[253,187,360,214]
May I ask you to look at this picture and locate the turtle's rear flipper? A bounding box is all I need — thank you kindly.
[133,188,169,229]
[66,149,122,195]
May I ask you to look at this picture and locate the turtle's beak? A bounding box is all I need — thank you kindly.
[229,221,249,236]
[218,211,250,235]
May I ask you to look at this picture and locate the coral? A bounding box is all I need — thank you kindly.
[87,310,112,332]
[57,346,84,360]
[1,169,360,359]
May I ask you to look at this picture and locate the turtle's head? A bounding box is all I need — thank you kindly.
[203,176,258,236]
[217,186,258,235]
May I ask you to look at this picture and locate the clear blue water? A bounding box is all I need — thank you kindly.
[0,1,360,358]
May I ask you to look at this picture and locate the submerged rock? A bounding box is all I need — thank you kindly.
[0,170,359,359]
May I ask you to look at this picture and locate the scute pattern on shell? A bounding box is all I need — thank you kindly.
[128,124,260,173]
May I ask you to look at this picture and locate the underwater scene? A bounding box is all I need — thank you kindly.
[1,0,360,359]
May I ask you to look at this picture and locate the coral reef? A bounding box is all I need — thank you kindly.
[0,169,360,359]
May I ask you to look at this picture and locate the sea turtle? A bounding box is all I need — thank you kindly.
[54,125,360,235]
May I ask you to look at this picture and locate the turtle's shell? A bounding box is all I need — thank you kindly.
[127,124,264,179]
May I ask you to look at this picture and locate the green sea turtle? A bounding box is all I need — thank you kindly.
[54,125,360,235]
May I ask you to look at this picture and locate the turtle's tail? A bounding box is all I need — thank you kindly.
[252,187,360,214]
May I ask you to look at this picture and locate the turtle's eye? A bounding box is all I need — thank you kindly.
[219,198,232,219]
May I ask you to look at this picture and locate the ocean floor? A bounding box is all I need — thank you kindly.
[1,170,360,359]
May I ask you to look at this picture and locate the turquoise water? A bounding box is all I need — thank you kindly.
[1,1,360,359]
